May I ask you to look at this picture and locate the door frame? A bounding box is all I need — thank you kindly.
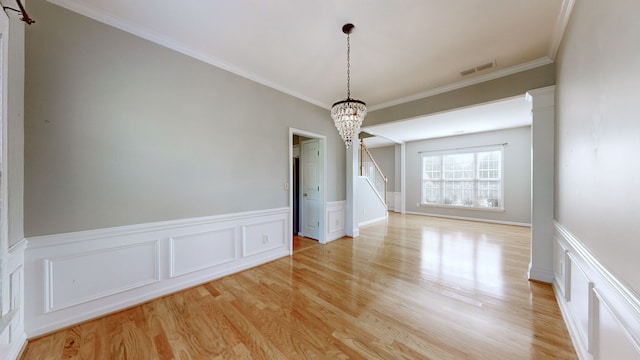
[300,138,321,241]
[289,128,327,253]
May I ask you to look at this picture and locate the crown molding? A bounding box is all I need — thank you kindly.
[368,57,554,112]
[47,0,565,113]
[547,0,576,60]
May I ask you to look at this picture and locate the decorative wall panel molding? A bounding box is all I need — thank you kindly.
[553,221,640,360]
[242,219,286,257]
[325,201,346,242]
[45,241,160,312]
[170,228,236,277]
[24,208,289,337]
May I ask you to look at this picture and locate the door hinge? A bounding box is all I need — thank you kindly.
[317,186,319,191]
[317,150,320,156]
[317,221,320,226]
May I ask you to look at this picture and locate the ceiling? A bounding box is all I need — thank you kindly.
[361,95,532,148]
[48,0,572,143]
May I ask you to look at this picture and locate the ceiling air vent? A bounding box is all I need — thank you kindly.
[460,60,496,76]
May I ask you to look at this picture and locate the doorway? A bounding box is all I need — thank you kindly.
[292,157,300,236]
[289,129,326,254]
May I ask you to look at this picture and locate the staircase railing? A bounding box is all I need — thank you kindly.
[359,140,388,205]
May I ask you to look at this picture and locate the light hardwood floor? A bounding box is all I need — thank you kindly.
[21,213,577,359]
[292,235,320,254]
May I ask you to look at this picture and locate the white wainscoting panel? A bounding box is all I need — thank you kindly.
[25,208,289,337]
[386,192,401,212]
[170,228,236,277]
[325,201,346,242]
[45,241,160,312]
[393,192,402,213]
[553,238,568,299]
[567,254,592,355]
[554,221,640,360]
[385,192,394,210]
[242,219,286,257]
[595,288,640,360]
[0,241,27,360]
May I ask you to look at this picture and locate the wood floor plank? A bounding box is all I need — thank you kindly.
[68,318,108,360]
[21,213,577,359]
[141,301,174,360]
[235,273,329,353]
[249,268,371,360]
[21,328,67,360]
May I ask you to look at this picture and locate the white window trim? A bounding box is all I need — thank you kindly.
[420,144,505,211]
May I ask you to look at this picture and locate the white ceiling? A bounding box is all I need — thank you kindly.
[47,0,571,142]
[361,95,532,148]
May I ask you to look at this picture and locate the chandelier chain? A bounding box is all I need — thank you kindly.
[346,32,351,99]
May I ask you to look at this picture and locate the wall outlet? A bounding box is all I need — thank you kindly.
[284,183,289,190]
[262,235,269,244]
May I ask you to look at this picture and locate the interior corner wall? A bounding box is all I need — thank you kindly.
[405,126,531,224]
[24,1,345,237]
[555,0,640,293]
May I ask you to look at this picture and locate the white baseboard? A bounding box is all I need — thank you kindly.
[0,324,26,360]
[528,264,555,283]
[24,208,290,338]
[553,221,640,360]
[405,211,531,227]
[554,280,591,360]
[359,214,388,227]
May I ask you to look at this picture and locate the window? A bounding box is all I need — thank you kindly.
[421,147,503,210]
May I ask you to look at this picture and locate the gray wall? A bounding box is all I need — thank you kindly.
[24,1,345,236]
[406,126,532,224]
[556,0,640,293]
[7,11,25,246]
[368,146,396,191]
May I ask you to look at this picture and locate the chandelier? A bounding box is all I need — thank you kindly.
[331,23,367,149]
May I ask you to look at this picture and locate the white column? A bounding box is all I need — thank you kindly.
[345,143,359,237]
[526,86,556,282]
[400,143,406,214]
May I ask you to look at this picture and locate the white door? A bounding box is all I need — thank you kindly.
[301,139,320,240]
